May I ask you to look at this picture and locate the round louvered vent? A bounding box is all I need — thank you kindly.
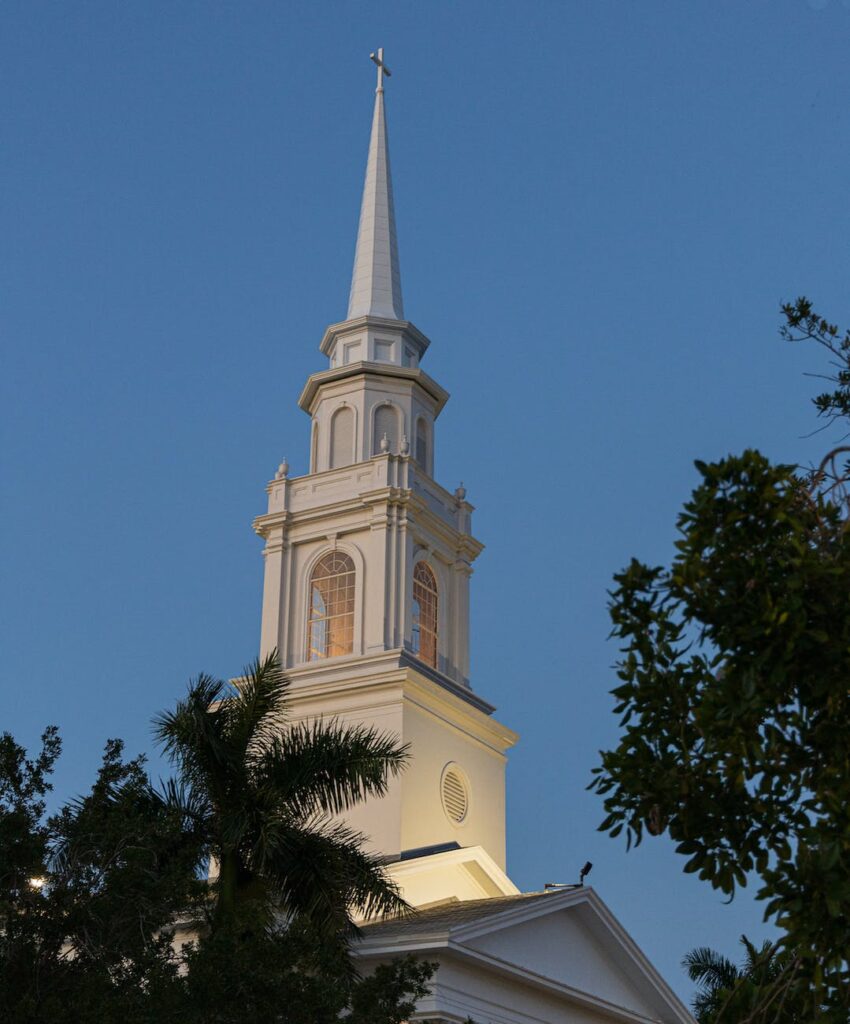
[441,765,469,824]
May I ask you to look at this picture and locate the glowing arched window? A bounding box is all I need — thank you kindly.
[373,403,400,456]
[412,561,438,668]
[330,406,354,469]
[307,552,355,660]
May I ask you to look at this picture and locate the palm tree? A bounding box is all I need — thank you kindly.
[683,935,800,1024]
[154,651,409,937]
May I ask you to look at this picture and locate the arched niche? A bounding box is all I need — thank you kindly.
[372,402,401,456]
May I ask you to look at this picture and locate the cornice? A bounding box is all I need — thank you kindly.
[398,653,504,724]
[297,361,449,415]
[318,315,432,357]
[254,478,484,562]
[282,653,514,745]
[445,945,671,1024]
[402,491,485,563]
[384,845,519,896]
[353,933,661,1024]
[253,498,369,539]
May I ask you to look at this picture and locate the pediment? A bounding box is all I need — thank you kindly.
[359,887,693,1024]
[453,888,692,1023]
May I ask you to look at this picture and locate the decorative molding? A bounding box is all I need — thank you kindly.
[298,361,449,416]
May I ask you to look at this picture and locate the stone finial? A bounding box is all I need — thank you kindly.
[275,458,289,480]
[455,482,467,501]
[380,432,390,453]
[400,434,409,455]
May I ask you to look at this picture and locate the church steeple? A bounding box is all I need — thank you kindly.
[254,51,518,905]
[347,49,404,322]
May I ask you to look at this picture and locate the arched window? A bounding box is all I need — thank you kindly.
[307,552,355,660]
[415,417,429,470]
[330,406,354,469]
[412,561,438,668]
[373,403,400,456]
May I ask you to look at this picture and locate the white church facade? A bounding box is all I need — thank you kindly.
[251,51,693,1024]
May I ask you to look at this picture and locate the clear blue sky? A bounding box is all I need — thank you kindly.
[3,0,849,1003]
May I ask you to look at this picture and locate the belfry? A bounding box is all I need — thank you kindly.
[252,52,693,1023]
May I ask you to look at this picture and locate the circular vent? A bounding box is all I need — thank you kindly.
[441,765,469,824]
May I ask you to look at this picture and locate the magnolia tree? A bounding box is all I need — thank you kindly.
[592,300,850,1022]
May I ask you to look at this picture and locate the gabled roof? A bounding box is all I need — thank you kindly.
[362,890,554,940]
[358,886,695,1024]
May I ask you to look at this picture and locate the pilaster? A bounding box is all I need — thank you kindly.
[367,498,390,655]
[259,524,285,660]
[450,559,470,686]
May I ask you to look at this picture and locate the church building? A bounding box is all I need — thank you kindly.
[251,50,694,1024]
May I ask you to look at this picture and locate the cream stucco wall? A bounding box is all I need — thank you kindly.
[400,697,508,867]
[280,667,516,879]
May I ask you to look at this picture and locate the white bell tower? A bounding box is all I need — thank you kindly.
[253,51,518,908]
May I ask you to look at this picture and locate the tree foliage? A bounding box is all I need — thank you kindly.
[50,739,204,965]
[591,299,850,1020]
[1,735,193,1023]
[684,936,803,1024]
[180,914,433,1024]
[0,652,433,1023]
[0,727,64,1022]
[153,651,410,937]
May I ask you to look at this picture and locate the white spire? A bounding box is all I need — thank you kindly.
[347,49,404,322]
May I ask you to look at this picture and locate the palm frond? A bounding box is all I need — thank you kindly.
[315,820,409,922]
[683,946,741,991]
[154,652,409,938]
[154,776,213,838]
[217,804,254,853]
[251,816,409,933]
[228,652,290,758]
[740,934,779,979]
[252,719,408,821]
[154,673,233,799]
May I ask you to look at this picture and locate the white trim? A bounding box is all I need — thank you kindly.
[439,950,669,1024]
[382,845,519,897]
[356,885,694,1024]
[452,887,694,1024]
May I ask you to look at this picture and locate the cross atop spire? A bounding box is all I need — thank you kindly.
[346,49,404,322]
[370,48,391,92]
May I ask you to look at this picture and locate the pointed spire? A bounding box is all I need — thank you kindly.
[347,50,404,322]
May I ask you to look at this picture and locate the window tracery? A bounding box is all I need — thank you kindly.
[307,552,355,660]
[412,560,438,668]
